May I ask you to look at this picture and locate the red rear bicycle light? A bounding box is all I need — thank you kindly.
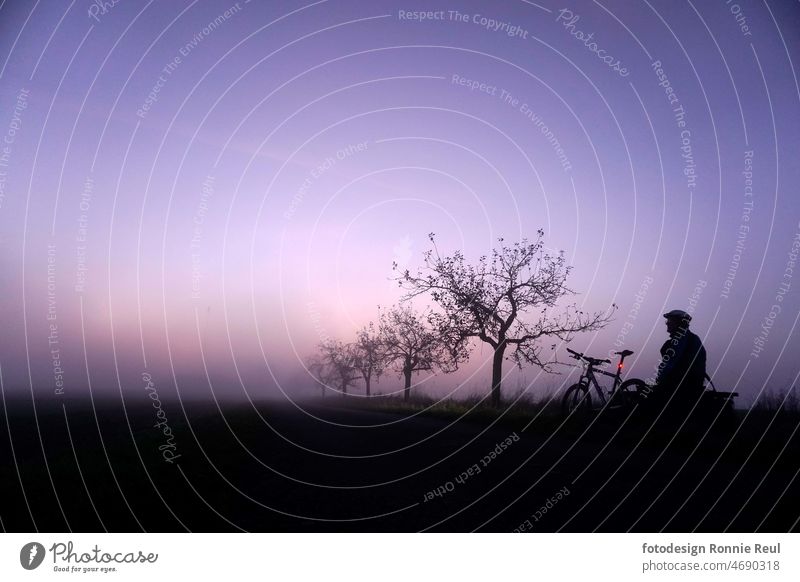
[618,363,624,369]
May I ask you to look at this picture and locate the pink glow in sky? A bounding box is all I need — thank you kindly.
[0,0,798,405]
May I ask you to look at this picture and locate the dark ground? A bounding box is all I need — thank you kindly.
[1,394,799,532]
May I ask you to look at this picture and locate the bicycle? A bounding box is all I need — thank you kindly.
[561,348,648,417]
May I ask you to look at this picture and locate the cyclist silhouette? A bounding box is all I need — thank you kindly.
[651,309,706,412]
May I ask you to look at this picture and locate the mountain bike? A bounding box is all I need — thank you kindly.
[561,348,648,417]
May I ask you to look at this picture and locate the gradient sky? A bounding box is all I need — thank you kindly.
[0,0,798,405]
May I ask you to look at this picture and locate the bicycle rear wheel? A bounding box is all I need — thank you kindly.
[562,383,592,418]
[617,378,648,408]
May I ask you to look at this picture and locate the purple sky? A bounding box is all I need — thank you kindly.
[0,0,798,405]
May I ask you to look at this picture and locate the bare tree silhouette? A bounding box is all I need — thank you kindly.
[317,340,360,396]
[378,305,465,401]
[395,231,615,406]
[306,355,329,398]
[352,322,385,396]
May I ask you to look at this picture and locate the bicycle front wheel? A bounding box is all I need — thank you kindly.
[562,383,592,418]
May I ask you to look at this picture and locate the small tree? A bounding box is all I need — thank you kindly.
[395,231,614,406]
[352,322,385,396]
[307,355,328,398]
[318,340,360,396]
[378,305,465,401]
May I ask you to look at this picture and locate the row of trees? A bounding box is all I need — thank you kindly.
[307,306,463,401]
[308,231,614,406]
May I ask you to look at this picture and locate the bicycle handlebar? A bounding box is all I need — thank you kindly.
[565,348,610,365]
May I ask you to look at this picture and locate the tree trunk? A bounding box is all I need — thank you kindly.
[341,381,347,396]
[491,343,506,407]
[403,368,412,401]
[365,373,371,396]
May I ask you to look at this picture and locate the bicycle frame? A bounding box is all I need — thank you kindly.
[567,348,633,406]
[580,362,622,406]
[562,348,643,417]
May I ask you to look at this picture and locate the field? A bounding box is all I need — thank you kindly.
[1,391,799,532]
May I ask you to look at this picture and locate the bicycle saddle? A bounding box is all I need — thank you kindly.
[614,350,634,357]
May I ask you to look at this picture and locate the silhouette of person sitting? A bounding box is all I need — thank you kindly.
[651,309,706,412]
